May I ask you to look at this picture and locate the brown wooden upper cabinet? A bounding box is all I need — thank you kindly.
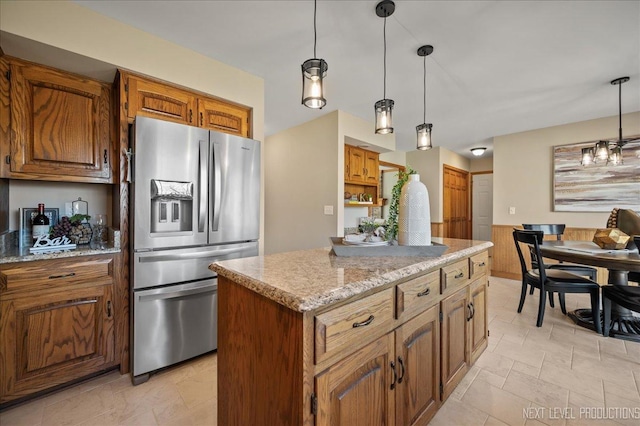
[123,72,251,138]
[345,144,378,185]
[1,57,113,183]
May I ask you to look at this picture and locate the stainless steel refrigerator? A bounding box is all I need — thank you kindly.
[130,116,260,384]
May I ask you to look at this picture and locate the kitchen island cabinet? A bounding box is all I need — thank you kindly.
[0,250,121,406]
[211,238,492,425]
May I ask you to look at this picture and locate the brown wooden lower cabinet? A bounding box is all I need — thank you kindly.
[0,254,117,405]
[217,248,489,426]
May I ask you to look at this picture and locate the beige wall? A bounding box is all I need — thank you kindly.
[265,112,339,254]
[407,146,470,223]
[493,111,640,227]
[1,0,266,250]
[470,156,493,173]
[380,151,407,166]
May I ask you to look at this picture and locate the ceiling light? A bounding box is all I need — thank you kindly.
[374,0,395,134]
[416,45,434,150]
[581,76,630,166]
[471,147,486,156]
[301,0,327,109]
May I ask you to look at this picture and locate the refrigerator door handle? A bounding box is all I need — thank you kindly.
[137,246,249,262]
[198,140,208,232]
[212,141,222,232]
[138,285,216,302]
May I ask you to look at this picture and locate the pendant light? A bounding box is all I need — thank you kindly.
[581,76,630,166]
[374,0,395,134]
[416,45,434,150]
[301,0,327,109]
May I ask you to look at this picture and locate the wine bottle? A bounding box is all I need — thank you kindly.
[32,203,50,243]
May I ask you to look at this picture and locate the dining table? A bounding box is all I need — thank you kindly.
[540,240,640,341]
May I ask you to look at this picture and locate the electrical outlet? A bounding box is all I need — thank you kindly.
[324,205,334,215]
[509,207,516,215]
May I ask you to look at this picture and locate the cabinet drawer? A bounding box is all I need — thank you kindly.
[315,288,394,365]
[469,251,489,281]
[0,256,114,292]
[396,270,439,320]
[441,259,469,294]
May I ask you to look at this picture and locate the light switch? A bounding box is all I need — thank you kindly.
[324,205,334,215]
[509,207,516,215]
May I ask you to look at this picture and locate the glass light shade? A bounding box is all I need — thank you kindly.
[470,147,486,156]
[595,140,610,162]
[301,59,327,109]
[581,147,595,166]
[608,145,623,165]
[416,123,433,150]
[375,99,394,134]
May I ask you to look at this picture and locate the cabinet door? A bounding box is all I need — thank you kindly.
[440,287,469,401]
[469,277,488,364]
[395,304,440,426]
[364,150,380,185]
[8,60,112,181]
[316,333,395,426]
[0,284,115,403]
[344,145,351,182]
[346,145,366,183]
[198,98,250,137]
[127,74,197,126]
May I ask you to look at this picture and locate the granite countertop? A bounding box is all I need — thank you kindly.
[210,237,493,313]
[0,244,120,264]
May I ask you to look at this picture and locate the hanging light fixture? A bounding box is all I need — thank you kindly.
[416,45,434,150]
[581,76,630,166]
[301,0,327,109]
[471,147,487,157]
[374,0,395,134]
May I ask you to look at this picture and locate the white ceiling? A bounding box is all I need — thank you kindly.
[65,1,640,157]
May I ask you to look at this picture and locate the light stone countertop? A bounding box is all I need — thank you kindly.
[210,237,493,313]
[0,245,120,264]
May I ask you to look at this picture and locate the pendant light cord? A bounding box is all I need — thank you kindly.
[313,0,317,58]
[423,55,427,123]
[383,16,387,99]
[618,81,622,142]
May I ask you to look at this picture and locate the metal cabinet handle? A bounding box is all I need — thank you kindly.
[200,112,204,126]
[470,302,475,320]
[103,149,108,165]
[467,303,473,321]
[477,262,486,267]
[390,361,397,390]
[189,109,193,123]
[107,301,112,318]
[455,272,464,279]
[397,357,405,384]
[352,315,374,328]
[346,165,350,176]
[417,287,431,297]
[48,272,76,279]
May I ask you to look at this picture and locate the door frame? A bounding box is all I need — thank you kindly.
[443,164,470,239]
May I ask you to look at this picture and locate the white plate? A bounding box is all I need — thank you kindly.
[342,239,389,247]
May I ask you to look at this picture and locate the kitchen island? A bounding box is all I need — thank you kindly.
[210,237,492,426]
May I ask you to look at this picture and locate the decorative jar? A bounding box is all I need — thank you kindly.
[398,174,431,246]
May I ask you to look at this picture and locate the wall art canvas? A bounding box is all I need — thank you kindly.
[553,136,640,212]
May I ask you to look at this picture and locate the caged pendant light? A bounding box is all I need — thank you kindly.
[581,76,631,166]
[374,0,395,134]
[301,0,328,109]
[416,45,434,150]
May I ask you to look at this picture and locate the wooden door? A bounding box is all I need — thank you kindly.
[440,287,469,401]
[364,150,380,185]
[127,74,197,125]
[316,333,395,426]
[395,305,440,426]
[443,165,470,239]
[8,59,112,182]
[469,277,488,364]
[0,284,115,403]
[198,98,250,137]
[346,145,366,183]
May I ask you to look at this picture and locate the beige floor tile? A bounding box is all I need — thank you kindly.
[186,398,217,426]
[119,410,158,426]
[603,379,640,403]
[430,396,489,426]
[451,365,481,401]
[538,359,604,403]
[475,351,515,378]
[603,392,640,426]
[572,353,638,390]
[503,369,570,411]
[512,361,541,379]
[461,379,531,426]
[486,415,511,426]
[529,402,569,426]
[0,399,45,426]
[476,369,508,388]
[41,385,116,426]
[493,339,545,369]
[175,368,217,409]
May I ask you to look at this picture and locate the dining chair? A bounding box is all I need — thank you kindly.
[513,229,601,330]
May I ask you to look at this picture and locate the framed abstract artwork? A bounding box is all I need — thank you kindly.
[553,136,640,212]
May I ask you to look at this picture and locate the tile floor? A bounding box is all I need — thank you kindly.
[1,276,639,426]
